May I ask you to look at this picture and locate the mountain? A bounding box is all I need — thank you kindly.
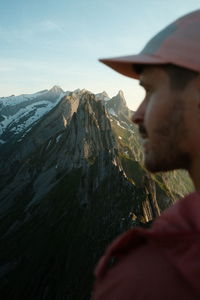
[0,87,193,300]
[0,86,66,147]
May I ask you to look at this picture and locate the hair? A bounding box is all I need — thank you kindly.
[133,64,198,90]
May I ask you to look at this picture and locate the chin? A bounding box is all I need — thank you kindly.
[144,152,166,173]
[144,160,168,173]
[145,162,175,173]
[144,153,190,173]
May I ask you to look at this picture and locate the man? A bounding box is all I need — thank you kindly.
[92,10,200,300]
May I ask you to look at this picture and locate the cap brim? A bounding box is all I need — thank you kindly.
[99,54,167,79]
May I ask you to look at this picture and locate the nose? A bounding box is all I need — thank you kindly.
[131,100,146,124]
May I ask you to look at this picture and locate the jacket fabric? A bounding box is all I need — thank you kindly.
[92,191,200,300]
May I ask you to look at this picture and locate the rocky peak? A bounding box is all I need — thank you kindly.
[73,88,81,94]
[48,85,64,95]
[79,91,95,104]
[95,91,110,101]
[115,90,127,106]
[73,88,89,95]
[105,90,129,118]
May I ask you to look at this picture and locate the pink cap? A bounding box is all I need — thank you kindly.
[99,10,200,79]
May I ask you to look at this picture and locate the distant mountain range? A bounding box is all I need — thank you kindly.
[0,86,193,300]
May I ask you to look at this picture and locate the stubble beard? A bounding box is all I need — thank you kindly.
[144,99,191,173]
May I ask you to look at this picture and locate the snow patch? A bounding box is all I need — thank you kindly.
[116,120,126,129]
[46,139,52,150]
[0,90,48,107]
[56,134,62,143]
[108,108,117,117]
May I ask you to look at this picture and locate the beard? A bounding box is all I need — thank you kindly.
[142,99,191,173]
[144,140,190,173]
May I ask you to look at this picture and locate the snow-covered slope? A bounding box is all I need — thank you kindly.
[0,86,67,143]
[0,89,48,107]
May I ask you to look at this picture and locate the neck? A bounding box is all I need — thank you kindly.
[188,157,200,190]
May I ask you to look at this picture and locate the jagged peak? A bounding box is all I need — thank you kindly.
[73,88,88,94]
[95,91,110,101]
[79,92,95,103]
[103,91,109,96]
[115,90,127,106]
[49,85,64,93]
[117,90,124,97]
[96,91,109,97]
[73,88,81,94]
[80,89,89,94]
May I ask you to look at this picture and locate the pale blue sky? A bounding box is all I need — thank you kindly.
[0,0,200,109]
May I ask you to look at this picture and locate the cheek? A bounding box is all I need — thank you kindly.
[184,109,199,146]
[144,93,170,129]
[184,101,198,129]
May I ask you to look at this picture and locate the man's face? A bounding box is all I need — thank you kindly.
[132,66,199,173]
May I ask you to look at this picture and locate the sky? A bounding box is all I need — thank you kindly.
[0,0,200,110]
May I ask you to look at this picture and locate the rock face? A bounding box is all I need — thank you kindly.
[0,88,193,300]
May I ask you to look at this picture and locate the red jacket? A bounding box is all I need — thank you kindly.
[92,191,200,300]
